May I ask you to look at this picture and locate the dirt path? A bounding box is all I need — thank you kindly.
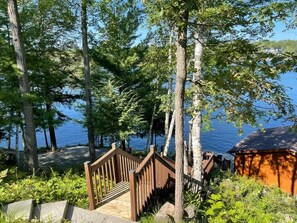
[38,146,108,169]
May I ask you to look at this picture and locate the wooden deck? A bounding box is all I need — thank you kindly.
[95,181,131,220]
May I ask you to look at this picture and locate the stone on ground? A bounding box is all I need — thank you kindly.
[1,199,33,221]
[154,202,175,223]
[33,200,68,223]
[185,204,196,219]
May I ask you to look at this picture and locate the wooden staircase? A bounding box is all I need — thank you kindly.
[84,144,214,221]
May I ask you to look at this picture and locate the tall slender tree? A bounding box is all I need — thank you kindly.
[174,1,189,221]
[7,0,38,172]
[81,0,95,162]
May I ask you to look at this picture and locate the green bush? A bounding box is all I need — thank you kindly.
[0,168,89,209]
[205,173,297,223]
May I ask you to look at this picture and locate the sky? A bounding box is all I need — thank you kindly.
[270,22,297,41]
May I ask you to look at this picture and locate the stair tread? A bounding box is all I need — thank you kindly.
[66,205,134,223]
[33,200,68,223]
[1,199,33,221]
[99,181,130,205]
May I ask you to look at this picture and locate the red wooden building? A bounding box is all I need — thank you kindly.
[228,126,297,195]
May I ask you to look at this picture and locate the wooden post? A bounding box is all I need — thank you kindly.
[84,161,96,210]
[150,145,156,190]
[150,145,156,153]
[111,142,117,150]
[129,170,137,221]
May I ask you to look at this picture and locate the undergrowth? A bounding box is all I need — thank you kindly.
[0,167,88,209]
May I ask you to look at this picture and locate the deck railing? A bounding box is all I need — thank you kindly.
[85,144,215,220]
[129,146,175,221]
[84,143,142,210]
[202,152,214,175]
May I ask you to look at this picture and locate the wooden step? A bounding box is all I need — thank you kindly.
[99,181,130,206]
[66,205,135,223]
[1,199,34,221]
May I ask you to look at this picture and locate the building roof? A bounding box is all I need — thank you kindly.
[228,126,297,153]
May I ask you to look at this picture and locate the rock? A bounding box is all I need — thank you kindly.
[185,204,196,219]
[154,202,175,223]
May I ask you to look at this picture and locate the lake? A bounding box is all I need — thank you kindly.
[1,71,296,157]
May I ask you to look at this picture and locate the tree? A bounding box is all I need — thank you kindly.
[7,0,38,172]
[92,80,144,145]
[7,0,79,152]
[174,2,188,220]
[81,0,96,162]
[91,0,154,147]
[188,0,297,191]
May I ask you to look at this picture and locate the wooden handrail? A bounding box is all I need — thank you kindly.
[85,144,141,210]
[203,152,214,175]
[130,145,175,221]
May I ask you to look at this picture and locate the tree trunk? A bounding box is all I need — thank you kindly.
[147,103,156,152]
[8,123,12,150]
[163,109,175,156]
[7,0,38,173]
[15,124,19,166]
[81,0,96,162]
[184,140,189,176]
[174,7,188,222]
[46,103,57,151]
[43,127,49,149]
[191,26,204,192]
[188,119,193,163]
[164,27,174,145]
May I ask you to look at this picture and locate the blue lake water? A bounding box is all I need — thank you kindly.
[1,72,296,157]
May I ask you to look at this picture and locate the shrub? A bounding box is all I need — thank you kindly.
[0,168,88,209]
[205,174,297,223]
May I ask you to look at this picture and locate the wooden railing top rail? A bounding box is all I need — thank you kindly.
[116,148,143,164]
[134,146,155,174]
[155,153,176,174]
[89,145,142,170]
[90,148,117,168]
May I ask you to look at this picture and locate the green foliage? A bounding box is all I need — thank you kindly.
[0,168,88,209]
[0,169,8,184]
[205,174,297,223]
[92,80,145,141]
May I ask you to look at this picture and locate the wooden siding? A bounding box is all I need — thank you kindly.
[234,151,297,195]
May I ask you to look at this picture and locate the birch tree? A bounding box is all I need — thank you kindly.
[189,0,296,190]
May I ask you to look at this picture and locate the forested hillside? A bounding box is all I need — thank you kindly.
[256,40,297,53]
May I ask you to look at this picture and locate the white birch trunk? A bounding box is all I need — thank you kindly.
[163,110,175,156]
[191,26,204,192]
[164,27,174,145]
[147,103,156,152]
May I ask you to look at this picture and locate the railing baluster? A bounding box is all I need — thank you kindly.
[108,159,114,187]
[105,162,110,191]
[97,168,103,200]
[93,171,99,204]
[111,156,116,184]
[101,165,107,195]
[119,154,123,181]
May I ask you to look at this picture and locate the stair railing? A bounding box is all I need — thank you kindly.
[129,145,175,221]
[84,143,142,210]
